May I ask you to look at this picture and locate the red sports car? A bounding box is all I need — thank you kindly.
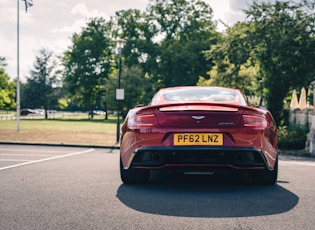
[120,86,278,185]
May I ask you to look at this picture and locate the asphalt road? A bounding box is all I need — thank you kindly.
[1,144,315,230]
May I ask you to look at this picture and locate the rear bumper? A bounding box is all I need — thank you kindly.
[128,146,272,171]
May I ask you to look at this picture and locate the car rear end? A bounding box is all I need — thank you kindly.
[120,87,278,184]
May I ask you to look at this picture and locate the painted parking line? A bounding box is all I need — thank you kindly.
[0,148,95,171]
[0,159,31,162]
[0,148,79,153]
[0,154,54,157]
[280,161,315,167]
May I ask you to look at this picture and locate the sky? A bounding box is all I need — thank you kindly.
[0,0,251,81]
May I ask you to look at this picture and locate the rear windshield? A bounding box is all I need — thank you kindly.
[151,87,247,106]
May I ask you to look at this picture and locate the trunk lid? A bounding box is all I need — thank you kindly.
[154,104,244,128]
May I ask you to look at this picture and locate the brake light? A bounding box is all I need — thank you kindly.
[128,111,157,129]
[242,115,268,128]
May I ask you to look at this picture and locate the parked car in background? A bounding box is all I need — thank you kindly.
[48,110,57,114]
[120,86,278,185]
[20,109,36,116]
[94,110,106,115]
[88,110,106,115]
[34,109,45,115]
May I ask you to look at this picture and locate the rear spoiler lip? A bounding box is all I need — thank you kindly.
[135,102,262,114]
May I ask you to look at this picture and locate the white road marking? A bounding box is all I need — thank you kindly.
[0,159,31,162]
[0,148,95,171]
[280,161,315,167]
[0,154,54,157]
[0,148,77,153]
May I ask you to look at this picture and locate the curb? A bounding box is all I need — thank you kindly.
[0,142,120,149]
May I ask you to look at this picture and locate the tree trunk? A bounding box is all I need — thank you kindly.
[104,102,108,120]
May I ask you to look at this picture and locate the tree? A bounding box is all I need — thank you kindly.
[203,1,315,125]
[62,17,113,118]
[147,0,219,87]
[105,65,155,118]
[113,9,160,73]
[112,0,220,92]
[245,1,315,125]
[0,57,16,109]
[198,58,260,96]
[21,49,59,118]
[110,9,160,107]
[201,22,260,96]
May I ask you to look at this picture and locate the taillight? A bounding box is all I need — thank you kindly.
[128,111,158,129]
[242,115,269,128]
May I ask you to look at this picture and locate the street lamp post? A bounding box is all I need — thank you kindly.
[116,38,126,144]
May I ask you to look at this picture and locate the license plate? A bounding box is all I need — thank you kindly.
[174,133,223,146]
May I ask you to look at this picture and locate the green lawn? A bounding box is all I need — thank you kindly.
[0,114,119,146]
[1,113,117,129]
[0,119,115,131]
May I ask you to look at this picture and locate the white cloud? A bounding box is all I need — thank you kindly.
[51,18,87,34]
[202,0,253,30]
[71,2,89,15]
[52,3,110,34]
[229,0,250,13]
[1,0,247,81]
[0,6,16,24]
[71,2,110,18]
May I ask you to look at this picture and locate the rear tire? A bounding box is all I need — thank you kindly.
[120,156,150,184]
[252,157,278,185]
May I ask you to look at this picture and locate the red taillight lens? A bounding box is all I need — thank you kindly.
[242,115,268,128]
[128,111,157,129]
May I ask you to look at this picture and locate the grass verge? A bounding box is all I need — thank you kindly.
[0,115,118,147]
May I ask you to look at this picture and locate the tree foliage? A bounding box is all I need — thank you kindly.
[112,0,220,93]
[21,49,59,118]
[0,57,16,109]
[111,9,160,103]
[62,17,113,118]
[245,0,315,125]
[105,65,154,117]
[147,0,219,87]
[203,1,315,125]
[113,9,159,74]
[201,22,260,97]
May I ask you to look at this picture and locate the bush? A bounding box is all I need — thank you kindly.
[278,126,308,150]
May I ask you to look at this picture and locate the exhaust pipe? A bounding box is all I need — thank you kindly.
[235,152,245,163]
[151,152,162,162]
[235,152,255,164]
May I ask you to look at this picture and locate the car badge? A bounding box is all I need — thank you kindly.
[219,122,235,126]
[192,116,205,120]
